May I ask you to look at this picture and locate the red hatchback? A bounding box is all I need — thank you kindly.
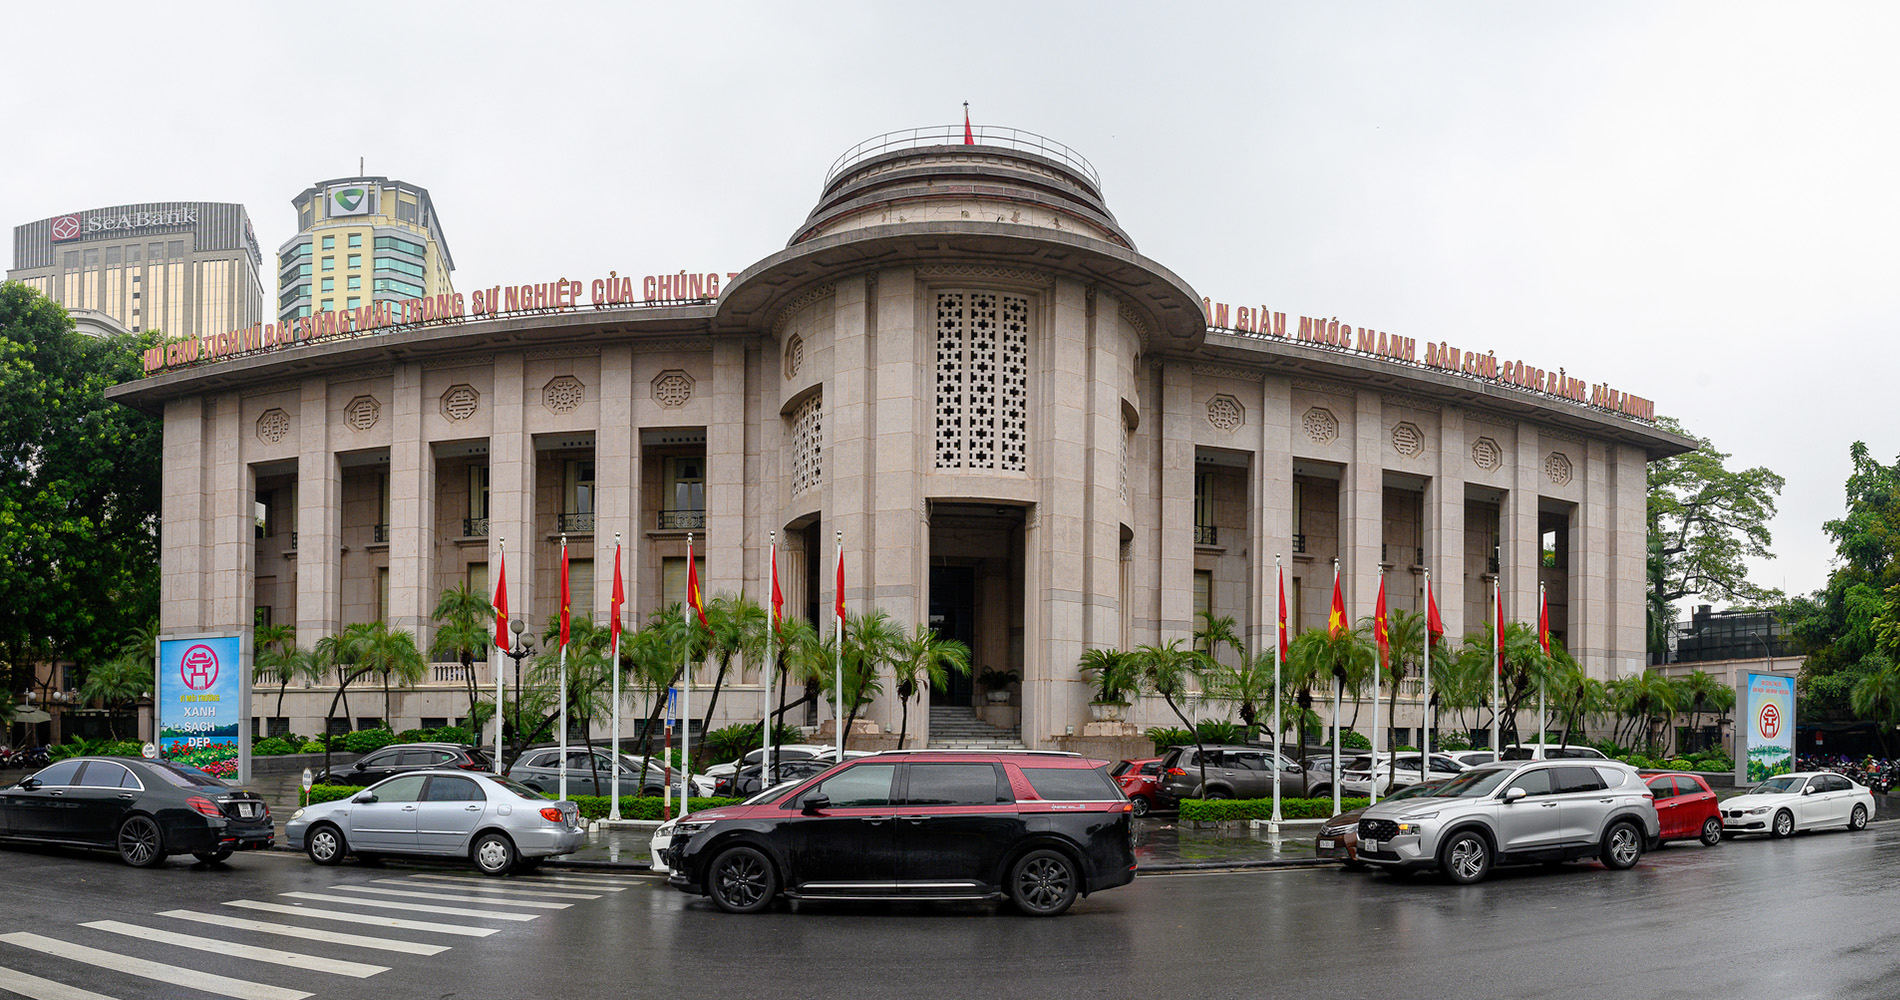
[1111,759,1170,816]
[1645,772,1723,846]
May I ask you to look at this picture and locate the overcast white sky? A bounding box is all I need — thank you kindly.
[5,2,1894,609]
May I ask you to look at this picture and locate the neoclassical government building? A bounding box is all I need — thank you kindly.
[109,126,1692,749]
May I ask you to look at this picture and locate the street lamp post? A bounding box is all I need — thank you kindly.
[499,618,536,769]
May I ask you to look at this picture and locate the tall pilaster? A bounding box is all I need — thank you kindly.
[296,379,341,641]
[207,392,254,633]
[706,337,748,595]
[387,362,435,644]
[1506,424,1543,626]
[489,353,535,633]
[1572,439,1612,675]
[1156,360,1195,644]
[1345,391,1384,616]
[160,397,208,632]
[596,344,635,622]
[1610,443,1648,679]
[1429,408,1468,638]
[1252,376,1294,656]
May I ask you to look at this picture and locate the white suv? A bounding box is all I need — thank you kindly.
[1355,758,1660,884]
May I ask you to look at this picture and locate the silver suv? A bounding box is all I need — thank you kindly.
[1355,759,1659,884]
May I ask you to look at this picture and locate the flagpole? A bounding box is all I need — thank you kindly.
[1331,558,1341,820]
[1272,555,1283,827]
[1492,579,1501,759]
[558,534,569,805]
[834,528,845,763]
[494,538,506,775]
[1538,581,1547,758]
[1421,568,1431,772]
[1371,567,1382,807]
[764,531,776,788]
[682,533,695,817]
[609,534,622,822]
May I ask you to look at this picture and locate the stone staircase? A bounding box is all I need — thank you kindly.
[927,705,1026,749]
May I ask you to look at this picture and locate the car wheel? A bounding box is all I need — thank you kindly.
[1129,796,1151,817]
[1309,785,1330,800]
[472,832,518,875]
[1009,849,1080,917]
[707,846,778,914]
[1849,804,1869,831]
[1204,789,1230,801]
[1601,820,1643,870]
[1440,830,1491,884]
[116,815,165,868]
[306,823,347,866]
[192,849,234,864]
[1771,810,1794,838]
[1700,817,1723,847]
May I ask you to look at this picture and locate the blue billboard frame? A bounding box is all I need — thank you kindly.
[155,632,251,784]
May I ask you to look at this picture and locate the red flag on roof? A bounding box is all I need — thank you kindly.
[492,548,509,649]
[964,104,975,145]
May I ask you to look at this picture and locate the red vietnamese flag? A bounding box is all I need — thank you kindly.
[1327,569,1347,638]
[609,542,624,648]
[1538,585,1550,655]
[1276,566,1289,662]
[834,542,846,636]
[1494,583,1507,677]
[1372,574,1390,668]
[770,542,784,630]
[963,105,975,145]
[558,538,571,648]
[492,549,509,649]
[687,537,710,632]
[1426,581,1445,645]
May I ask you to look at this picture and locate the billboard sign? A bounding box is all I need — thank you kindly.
[328,184,372,217]
[1739,672,1794,783]
[155,633,250,782]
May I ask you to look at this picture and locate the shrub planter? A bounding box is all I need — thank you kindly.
[1089,702,1128,723]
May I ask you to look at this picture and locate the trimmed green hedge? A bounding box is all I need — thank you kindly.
[295,784,742,821]
[303,785,364,805]
[1180,796,1369,822]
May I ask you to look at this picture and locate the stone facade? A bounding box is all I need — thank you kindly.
[110,133,1693,749]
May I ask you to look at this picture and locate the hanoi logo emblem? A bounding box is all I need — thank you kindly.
[180,643,221,691]
[1758,702,1780,740]
[50,214,81,241]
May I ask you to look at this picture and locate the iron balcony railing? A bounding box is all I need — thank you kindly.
[658,509,706,531]
[373,523,389,543]
[824,124,1102,192]
[462,517,488,538]
[1293,533,1307,554]
[1194,524,1218,545]
[557,512,594,534]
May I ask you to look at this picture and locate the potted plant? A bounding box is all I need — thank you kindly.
[1077,648,1138,721]
[977,666,1019,704]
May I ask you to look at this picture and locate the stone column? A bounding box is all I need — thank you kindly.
[596,344,635,623]
[871,270,924,736]
[387,362,436,645]
[1428,408,1468,638]
[489,352,535,635]
[1252,376,1294,657]
[296,380,341,641]
[1029,278,1099,747]
[1345,391,1384,615]
[1609,443,1648,679]
[706,337,748,595]
[1572,439,1612,676]
[160,397,208,632]
[1506,424,1543,626]
[1157,361,1195,644]
[207,393,253,633]
[825,276,871,736]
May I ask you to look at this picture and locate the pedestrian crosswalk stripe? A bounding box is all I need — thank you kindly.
[157,911,450,956]
[80,921,389,979]
[223,901,498,938]
[0,964,117,1000]
[406,872,628,892]
[377,877,601,900]
[331,885,571,910]
[0,932,311,1000]
[278,893,538,922]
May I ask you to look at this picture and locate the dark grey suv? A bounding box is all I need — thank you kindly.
[1158,745,1333,801]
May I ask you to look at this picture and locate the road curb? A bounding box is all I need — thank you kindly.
[1136,858,1336,874]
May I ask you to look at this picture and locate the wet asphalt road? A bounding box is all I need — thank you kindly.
[3,823,1897,1000]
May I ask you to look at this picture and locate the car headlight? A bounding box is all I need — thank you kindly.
[1395,813,1439,832]
[290,808,304,821]
[1747,806,1770,815]
[675,821,714,837]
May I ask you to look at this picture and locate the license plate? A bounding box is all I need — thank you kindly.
[237,804,257,818]
[1318,839,1335,849]
[1362,839,1380,852]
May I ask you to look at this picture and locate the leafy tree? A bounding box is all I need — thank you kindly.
[1133,639,1214,794]
[1200,646,1280,741]
[825,610,897,744]
[0,283,162,709]
[313,622,424,779]
[430,583,494,724]
[1549,659,1612,747]
[1076,647,1139,706]
[889,625,970,748]
[1849,656,1900,757]
[1286,623,1373,764]
[537,616,617,791]
[1371,608,1452,789]
[253,623,322,723]
[695,594,768,742]
[1647,416,1785,659]
[1784,443,1900,718]
[79,626,155,740]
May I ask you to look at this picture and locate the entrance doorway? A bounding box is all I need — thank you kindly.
[929,566,975,706]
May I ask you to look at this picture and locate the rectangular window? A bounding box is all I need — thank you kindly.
[322,257,334,271]
[661,557,706,612]
[662,456,705,515]
[1194,471,1215,530]
[374,235,425,256]
[1021,767,1119,801]
[374,256,427,278]
[373,277,426,297]
[321,236,335,250]
[347,254,362,269]
[467,562,489,598]
[377,567,390,622]
[255,492,271,538]
[320,278,334,292]
[565,460,595,515]
[348,233,363,248]
[1193,570,1212,649]
[568,558,595,625]
[347,296,361,309]
[904,763,1005,806]
[469,465,490,519]
[347,276,361,290]
[1290,576,1303,636]
[320,299,333,311]
[167,240,183,258]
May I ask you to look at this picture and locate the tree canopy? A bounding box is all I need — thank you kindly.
[0,282,160,698]
[1783,441,1900,719]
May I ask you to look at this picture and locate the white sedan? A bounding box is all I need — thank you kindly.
[1721,771,1876,838]
[1339,753,1467,796]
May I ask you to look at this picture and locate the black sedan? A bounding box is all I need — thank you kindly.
[0,756,273,866]
[313,742,492,785]
[713,757,834,798]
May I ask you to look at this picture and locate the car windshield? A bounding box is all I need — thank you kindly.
[1751,776,1804,795]
[1387,781,1445,801]
[1428,768,1513,798]
[145,761,229,788]
[490,775,549,800]
[744,781,802,805]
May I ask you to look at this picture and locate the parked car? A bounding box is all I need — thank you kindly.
[508,747,712,797]
[704,744,833,782]
[286,769,584,875]
[1356,758,1660,884]
[1501,743,1609,761]
[1719,771,1875,838]
[1111,758,1172,816]
[1340,753,1467,796]
[313,742,491,785]
[1645,771,1723,846]
[1159,745,1332,801]
[0,756,273,867]
[714,757,833,798]
[1443,750,1499,768]
[665,749,1136,916]
[1317,779,1448,867]
[651,779,806,871]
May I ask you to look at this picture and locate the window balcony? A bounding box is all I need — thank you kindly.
[463,517,488,537]
[373,524,389,543]
[557,512,594,534]
[1194,524,1218,545]
[658,509,706,531]
[1293,533,1307,554]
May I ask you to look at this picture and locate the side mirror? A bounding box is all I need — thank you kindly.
[1801,786,1815,796]
[1286,763,1304,774]
[802,794,831,815]
[1502,787,1529,804]
[352,760,368,770]
[352,793,377,804]
[19,778,40,791]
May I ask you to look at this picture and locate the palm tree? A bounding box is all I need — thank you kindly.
[833,610,899,743]
[625,609,687,783]
[253,623,319,724]
[890,625,971,748]
[1133,639,1214,794]
[1850,657,1900,757]
[1201,647,1279,742]
[431,583,494,725]
[1549,657,1611,747]
[538,616,617,791]
[1194,611,1245,669]
[1621,669,1684,754]
[697,594,769,743]
[1455,621,1550,747]
[1286,624,1373,763]
[1076,648,1140,706]
[80,651,149,740]
[1373,608,1451,790]
[313,622,423,779]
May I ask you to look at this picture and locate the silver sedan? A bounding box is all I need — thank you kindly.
[285,769,585,875]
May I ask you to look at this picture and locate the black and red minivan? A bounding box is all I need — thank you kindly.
[666,750,1135,916]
